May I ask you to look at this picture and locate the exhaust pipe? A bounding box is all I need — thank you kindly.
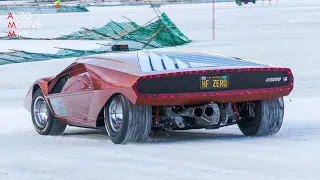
[203,106,214,117]
[179,107,203,118]
[162,103,220,128]
[202,103,220,124]
[178,103,220,125]
[193,107,203,117]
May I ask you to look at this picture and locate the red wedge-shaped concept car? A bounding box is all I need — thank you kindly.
[24,51,294,144]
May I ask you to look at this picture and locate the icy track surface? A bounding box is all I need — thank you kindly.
[1,0,320,179]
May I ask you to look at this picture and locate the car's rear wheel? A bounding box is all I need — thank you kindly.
[238,97,284,136]
[104,94,152,144]
[31,89,66,135]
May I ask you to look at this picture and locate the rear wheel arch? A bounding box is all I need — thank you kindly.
[97,93,152,144]
[96,93,125,128]
[238,97,284,136]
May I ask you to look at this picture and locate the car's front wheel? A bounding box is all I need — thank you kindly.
[104,94,152,144]
[31,89,66,135]
[238,97,284,136]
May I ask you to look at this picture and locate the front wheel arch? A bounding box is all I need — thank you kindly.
[32,84,55,117]
[31,89,66,135]
[32,84,41,96]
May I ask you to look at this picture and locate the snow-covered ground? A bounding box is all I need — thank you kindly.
[1,0,320,179]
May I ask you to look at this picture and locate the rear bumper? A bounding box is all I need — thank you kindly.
[133,67,294,105]
[135,86,292,105]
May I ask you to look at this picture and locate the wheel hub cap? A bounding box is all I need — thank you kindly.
[33,96,48,128]
[108,98,123,132]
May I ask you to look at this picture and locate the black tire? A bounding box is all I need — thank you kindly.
[104,94,152,144]
[31,89,66,135]
[238,97,284,136]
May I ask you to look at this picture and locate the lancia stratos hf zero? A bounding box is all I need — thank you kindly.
[24,51,294,144]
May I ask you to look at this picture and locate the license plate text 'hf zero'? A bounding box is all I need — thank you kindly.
[200,75,229,89]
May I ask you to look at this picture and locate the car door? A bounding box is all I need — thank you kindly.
[47,66,94,126]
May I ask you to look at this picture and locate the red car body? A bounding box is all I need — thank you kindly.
[23,51,294,129]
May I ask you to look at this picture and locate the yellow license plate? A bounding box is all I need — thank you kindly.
[200,75,229,89]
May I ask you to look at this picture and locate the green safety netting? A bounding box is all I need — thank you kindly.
[0,5,89,15]
[0,13,191,65]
